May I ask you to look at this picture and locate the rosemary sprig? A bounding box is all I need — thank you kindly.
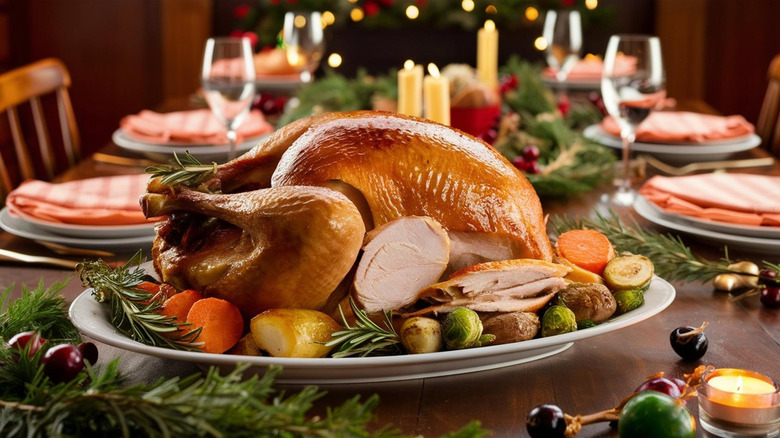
[0,280,80,344]
[326,298,404,358]
[76,251,202,351]
[551,211,733,283]
[145,151,217,187]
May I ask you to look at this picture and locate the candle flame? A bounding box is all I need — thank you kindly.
[736,376,743,393]
[404,59,415,70]
[427,63,440,78]
[484,19,495,32]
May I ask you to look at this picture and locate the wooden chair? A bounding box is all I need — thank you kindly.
[0,58,81,201]
[757,54,780,157]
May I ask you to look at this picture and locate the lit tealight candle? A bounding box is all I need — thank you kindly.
[698,368,780,437]
[397,59,423,117]
[477,19,499,90]
[423,63,450,125]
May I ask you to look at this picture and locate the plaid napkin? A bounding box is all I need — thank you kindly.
[120,109,273,145]
[639,174,780,227]
[602,111,754,143]
[5,174,155,226]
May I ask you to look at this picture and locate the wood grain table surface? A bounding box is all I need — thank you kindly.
[1,102,778,437]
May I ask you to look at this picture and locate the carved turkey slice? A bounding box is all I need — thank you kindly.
[141,186,365,317]
[353,216,450,313]
[214,111,554,262]
[408,259,571,316]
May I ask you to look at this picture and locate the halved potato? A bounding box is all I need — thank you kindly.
[250,308,341,358]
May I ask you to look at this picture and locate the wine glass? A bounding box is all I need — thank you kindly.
[201,37,256,161]
[283,11,325,83]
[542,10,583,84]
[601,34,666,206]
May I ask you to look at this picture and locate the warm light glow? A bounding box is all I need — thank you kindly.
[404,59,415,70]
[584,53,601,61]
[327,53,342,68]
[585,0,598,10]
[461,0,475,12]
[525,7,539,21]
[348,0,358,3]
[351,7,364,21]
[427,63,440,78]
[322,11,335,26]
[534,36,548,51]
[294,14,307,28]
[287,48,301,67]
[736,376,744,393]
[484,19,495,31]
[485,4,497,14]
[406,5,419,19]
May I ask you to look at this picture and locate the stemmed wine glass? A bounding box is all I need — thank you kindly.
[542,10,583,88]
[201,37,256,161]
[601,34,665,206]
[283,11,325,83]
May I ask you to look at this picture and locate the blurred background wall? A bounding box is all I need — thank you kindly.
[1,0,778,156]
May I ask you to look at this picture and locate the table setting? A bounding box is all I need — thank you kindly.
[1,2,779,438]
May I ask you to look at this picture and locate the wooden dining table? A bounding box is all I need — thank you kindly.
[1,101,778,437]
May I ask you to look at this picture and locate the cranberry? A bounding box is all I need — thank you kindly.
[760,285,780,308]
[759,268,779,286]
[634,377,682,399]
[527,404,566,438]
[78,342,99,364]
[525,161,541,174]
[522,145,541,161]
[7,331,46,358]
[43,344,84,383]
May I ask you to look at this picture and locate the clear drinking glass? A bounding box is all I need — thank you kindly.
[601,34,666,206]
[283,11,325,83]
[543,10,583,83]
[201,37,256,161]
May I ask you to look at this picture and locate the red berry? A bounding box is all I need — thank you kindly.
[229,29,243,39]
[233,5,251,19]
[760,285,780,308]
[671,378,687,393]
[43,344,84,383]
[242,31,259,49]
[481,129,498,145]
[7,331,46,358]
[523,145,541,161]
[526,161,541,174]
[759,268,779,286]
[78,342,99,364]
[364,1,380,16]
[634,377,682,399]
[512,156,528,170]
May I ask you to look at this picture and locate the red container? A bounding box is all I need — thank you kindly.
[450,105,501,138]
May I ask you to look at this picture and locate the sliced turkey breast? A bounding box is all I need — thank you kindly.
[409,259,570,316]
[353,216,450,313]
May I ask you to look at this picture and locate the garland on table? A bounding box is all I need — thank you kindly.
[0,281,487,437]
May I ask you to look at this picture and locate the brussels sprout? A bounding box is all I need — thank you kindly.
[577,319,596,330]
[400,317,443,354]
[541,305,577,337]
[603,255,654,291]
[442,308,495,350]
[614,288,645,314]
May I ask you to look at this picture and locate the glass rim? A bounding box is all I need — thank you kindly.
[608,33,660,41]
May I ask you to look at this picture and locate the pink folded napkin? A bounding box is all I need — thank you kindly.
[5,174,156,226]
[543,56,637,80]
[602,111,755,143]
[120,109,273,145]
[639,174,780,227]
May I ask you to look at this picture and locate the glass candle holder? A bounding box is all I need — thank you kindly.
[698,368,780,438]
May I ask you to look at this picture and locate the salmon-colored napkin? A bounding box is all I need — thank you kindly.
[5,174,155,226]
[120,109,273,145]
[639,174,780,227]
[601,111,755,143]
[543,56,637,80]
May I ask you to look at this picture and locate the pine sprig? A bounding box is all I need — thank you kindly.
[76,251,202,351]
[551,211,733,283]
[326,298,404,358]
[145,151,218,187]
[0,280,80,344]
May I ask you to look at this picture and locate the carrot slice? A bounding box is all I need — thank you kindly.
[186,298,244,354]
[160,289,203,323]
[556,229,616,275]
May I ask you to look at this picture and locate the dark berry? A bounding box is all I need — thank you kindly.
[7,331,46,358]
[527,404,566,438]
[526,160,541,174]
[481,128,498,145]
[78,342,99,364]
[670,326,708,360]
[671,378,687,393]
[634,377,682,399]
[759,268,779,286]
[760,285,780,308]
[522,145,541,161]
[43,344,84,383]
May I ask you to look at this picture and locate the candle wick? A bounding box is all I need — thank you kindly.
[736,376,743,393]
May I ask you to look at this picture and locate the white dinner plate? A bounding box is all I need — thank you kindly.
[69,268,675,384]
[0,208,154,252]
[5,208,156,239]
[583,124,761,163]
[112,130,270,163]
[255,74,309,93]
[634,196,780,254]
[636,196,780,239]
[541,76,600,91]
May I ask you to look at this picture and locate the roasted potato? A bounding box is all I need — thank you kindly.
[250,308,341,358]
[481,312,540,345]
[555,282,617,323]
